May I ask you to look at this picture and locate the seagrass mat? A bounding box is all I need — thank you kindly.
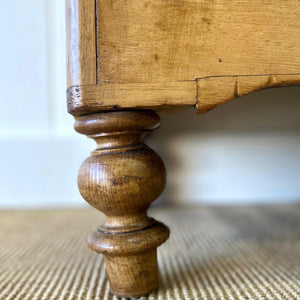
[1,205,300,300]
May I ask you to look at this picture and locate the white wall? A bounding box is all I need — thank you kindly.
[153,88,300,205]
[0,0,92,208]
[161,132,300,204]
[0,1,299,208]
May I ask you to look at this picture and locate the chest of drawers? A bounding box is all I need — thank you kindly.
[65,1,300,297]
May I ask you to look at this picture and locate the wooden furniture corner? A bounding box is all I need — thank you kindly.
[65,0,300,297]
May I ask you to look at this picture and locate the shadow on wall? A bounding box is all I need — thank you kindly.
[147,86,300,206]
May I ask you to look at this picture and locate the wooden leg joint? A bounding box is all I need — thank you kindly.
[75,110,170,298]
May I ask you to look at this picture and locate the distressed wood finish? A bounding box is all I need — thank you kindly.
[65,0,96,87]
[197,74,300,113]
[67,81,196,116]
[66,0,300,115]
[66,0,300,297]
[74,111,169,297]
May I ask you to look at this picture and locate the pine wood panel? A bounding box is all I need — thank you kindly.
[66,0,300,115]
[96,0,300,83]
[197,74,300,113]
[67,81,196,116]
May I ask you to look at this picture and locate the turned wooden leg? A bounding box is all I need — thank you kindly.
[74,110,170,298]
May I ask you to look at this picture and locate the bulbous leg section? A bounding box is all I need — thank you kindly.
[75,111,170,297]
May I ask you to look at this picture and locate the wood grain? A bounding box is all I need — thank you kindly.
[96,0,300,83]
[65,0,96,87]
[65,2,300,296]
[66,0,300,114]
[67,81,196,116]
[75,111,170,297]
[197,74,300,113]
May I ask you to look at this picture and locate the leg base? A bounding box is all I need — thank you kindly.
[105,250,158,298]
[88,220,170,297]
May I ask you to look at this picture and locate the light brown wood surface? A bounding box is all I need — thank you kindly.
[66,0,300,115]
[67,81,196,116]
[65,1,300,297]
[65,0,96,87]
[197,74,300,113]
[75,111,169,297]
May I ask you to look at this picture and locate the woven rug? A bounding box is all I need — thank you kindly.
[1,206,300,300]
